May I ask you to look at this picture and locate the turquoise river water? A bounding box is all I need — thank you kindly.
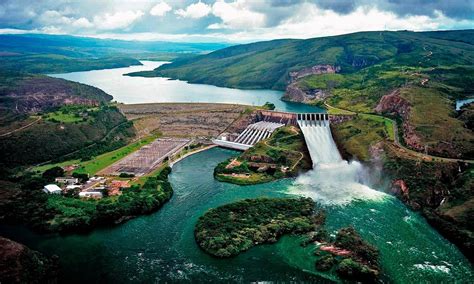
[2,62,469,282]
[1,148,472,283]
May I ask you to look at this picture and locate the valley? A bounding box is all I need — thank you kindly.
[0,29,473,283]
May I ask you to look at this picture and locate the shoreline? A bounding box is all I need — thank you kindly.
[170,145,218,168]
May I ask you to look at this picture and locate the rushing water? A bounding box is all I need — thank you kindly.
[293,121,384,205]
[49,61,321,113]
[4,61,470,282]
[0,148,472,283]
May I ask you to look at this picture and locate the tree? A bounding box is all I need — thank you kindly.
[42,166,64,182]
[262,102,276,110]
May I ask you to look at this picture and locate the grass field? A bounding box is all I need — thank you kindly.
[400,87,474,158]
[32,134,160,175]
[44,105,99,123]
[45,112,87,123]
[359,114,395,141]
[331,115,387,161]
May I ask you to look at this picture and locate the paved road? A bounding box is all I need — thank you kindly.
[325,102,474,164]
[0,117,42,137]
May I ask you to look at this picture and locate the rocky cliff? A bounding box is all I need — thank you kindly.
[375,89,424,151]
[289,64,340,82]
[282,64,339,103]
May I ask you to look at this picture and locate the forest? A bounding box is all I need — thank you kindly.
[0,167,173,233]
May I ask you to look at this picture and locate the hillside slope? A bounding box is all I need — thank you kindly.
[0,73,112,113]
[133,30,474,90]
[0,74,135,171]
[0,34,230,74]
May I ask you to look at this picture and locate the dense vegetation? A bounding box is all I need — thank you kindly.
[0,236,58,283]
[384,155,473,261]
[0,33,229,74]
[214,126,312,185]
[0,105,135,170]
[133,30,473,90]
[195,198,323,257]
[131,29,474,159]
[0,73,112,113]
[195,198,380,281]
[331,115,388,161]
[0,167,173,233]
[311,227,380,282]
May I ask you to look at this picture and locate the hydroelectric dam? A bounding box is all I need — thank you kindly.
[213,110,339,162]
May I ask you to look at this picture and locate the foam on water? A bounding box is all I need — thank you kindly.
[290,121,386,205]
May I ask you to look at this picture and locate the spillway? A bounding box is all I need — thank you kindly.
[294,113,385,205]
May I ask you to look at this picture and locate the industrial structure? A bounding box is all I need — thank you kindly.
[102,138,190,176]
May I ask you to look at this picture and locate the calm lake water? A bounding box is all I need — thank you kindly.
[1,148,472,283]
[10,61,471,282]
[50,61,321,113]
[456,98,474,110]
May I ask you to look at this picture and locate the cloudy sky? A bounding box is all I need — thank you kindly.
[0,0,473,42]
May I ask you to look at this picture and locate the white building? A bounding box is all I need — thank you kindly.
[79,191,103,198]
[43,184,62,194]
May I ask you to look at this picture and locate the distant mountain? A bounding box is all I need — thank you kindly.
[138,30,473,90]
[0,34,232,74]
[0,33,231,58]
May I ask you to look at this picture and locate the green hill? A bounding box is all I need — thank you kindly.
[130,30,474,90]
[0,74,136,171]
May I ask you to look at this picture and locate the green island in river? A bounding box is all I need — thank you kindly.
[195,198,381,282]
[0,14,473,283]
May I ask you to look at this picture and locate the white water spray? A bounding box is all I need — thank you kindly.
[291,118,386,205]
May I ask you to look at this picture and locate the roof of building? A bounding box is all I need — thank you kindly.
[66,185,82,189]
[44,184,62,193]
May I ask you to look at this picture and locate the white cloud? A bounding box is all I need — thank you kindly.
[38,10,73,25]
[175,1,211,19]
[40,26,64,34]
[72,17,93,28]
[150,1,172,17]
[93,10,144,30]
[210,0,266,30]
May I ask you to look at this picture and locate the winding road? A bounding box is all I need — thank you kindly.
[0,117,42,137]
[324,102,474,164]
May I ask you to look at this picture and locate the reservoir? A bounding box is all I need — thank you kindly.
[0,148,472,282]
[50,61,321,113]
[10,61,470,282]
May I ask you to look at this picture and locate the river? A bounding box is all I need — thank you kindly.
[0,148,472,283]
[49,61,321,113]
[5,62,471,282]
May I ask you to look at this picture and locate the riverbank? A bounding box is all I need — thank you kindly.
[0,147,472,282]
[214,126,312,185]
[0,167,173,233]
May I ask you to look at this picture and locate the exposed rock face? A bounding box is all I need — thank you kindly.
[329,115,354,125]
[375,89,424,151]
[283,64,340,103]
[0,236,58,283]
[249,155,274,163]
[282,84,306,102]
[457,103,474,130]
[289,65,340,82]
[1,76,111,113]
[283,83,330,103]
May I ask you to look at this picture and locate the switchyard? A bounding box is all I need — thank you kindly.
[101,138,190,176]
